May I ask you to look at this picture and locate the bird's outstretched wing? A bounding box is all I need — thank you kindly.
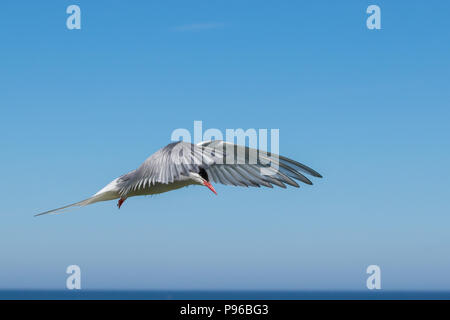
[117,140,322,195]
[117,141,217,196]
[197,140,322,188]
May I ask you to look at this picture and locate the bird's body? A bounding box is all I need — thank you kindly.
[93,173,194,199]
[36,140,322,216]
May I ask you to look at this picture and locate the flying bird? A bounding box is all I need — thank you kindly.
[35,140,322,216]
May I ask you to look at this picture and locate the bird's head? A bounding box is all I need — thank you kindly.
[188,172,217,195]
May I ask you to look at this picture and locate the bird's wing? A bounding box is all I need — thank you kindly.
[197,140,322,189]
[118,140,322,195]
[117,141,217,196]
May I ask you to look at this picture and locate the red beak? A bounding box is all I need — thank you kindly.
[203,180,217,195]
[117,198,126,209]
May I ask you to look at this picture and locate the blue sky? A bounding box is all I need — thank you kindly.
[0,0,449,290]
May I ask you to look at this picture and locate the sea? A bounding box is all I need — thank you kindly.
[0,290,449,300]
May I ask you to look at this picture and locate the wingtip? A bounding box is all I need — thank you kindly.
[34,212,49,217]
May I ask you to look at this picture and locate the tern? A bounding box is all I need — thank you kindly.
[36,140,322,216]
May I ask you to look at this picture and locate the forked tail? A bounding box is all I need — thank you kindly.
[35,194,109,217]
